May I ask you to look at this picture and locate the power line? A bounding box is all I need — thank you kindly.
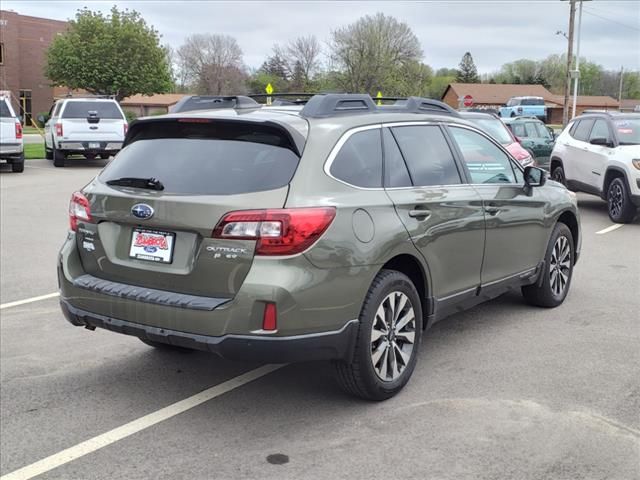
[582,8,640,32]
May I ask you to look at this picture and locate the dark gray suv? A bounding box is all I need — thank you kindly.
[59,94,581,400]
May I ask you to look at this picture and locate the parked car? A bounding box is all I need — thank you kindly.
[0,95,24,173]
[503,116,556,169]
[550,112,640,223]
[499,96,547,122]
[59,94,581,400]
[44,97,127,167]
[459,112,535,167]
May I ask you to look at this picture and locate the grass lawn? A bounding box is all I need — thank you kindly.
[24,143,45,159]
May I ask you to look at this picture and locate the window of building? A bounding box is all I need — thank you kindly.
[0,43,4,65]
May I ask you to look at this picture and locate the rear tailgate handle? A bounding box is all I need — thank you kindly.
[408,208,431,219]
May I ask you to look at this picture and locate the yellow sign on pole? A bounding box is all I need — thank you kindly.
[376,91,383,106]
[265,83,274,105]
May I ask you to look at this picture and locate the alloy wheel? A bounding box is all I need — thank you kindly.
[608,183,623,219]
[370,292,416,382]
[549,236,571,297]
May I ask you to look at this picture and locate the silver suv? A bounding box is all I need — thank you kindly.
[44,97,127,167]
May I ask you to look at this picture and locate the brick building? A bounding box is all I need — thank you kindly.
[442,83,619,124]
[0,10,68,124]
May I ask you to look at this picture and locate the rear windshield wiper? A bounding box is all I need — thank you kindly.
[106,177,164,191]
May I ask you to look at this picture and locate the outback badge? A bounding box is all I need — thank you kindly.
[131,203,154,220]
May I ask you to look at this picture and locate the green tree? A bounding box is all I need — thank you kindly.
[429,75,456,99]
[330,13,422,94]
[46,7,172,100]
[456,52,479,83]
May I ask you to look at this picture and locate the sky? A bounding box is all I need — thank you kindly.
[3,0,639,73]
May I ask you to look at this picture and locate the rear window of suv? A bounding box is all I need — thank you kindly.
[0,100,13,118]
[62,101,123,119]
[100,120,300,195]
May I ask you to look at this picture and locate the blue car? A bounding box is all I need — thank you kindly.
[499,96,547,122]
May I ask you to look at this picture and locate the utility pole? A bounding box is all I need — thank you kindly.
[571,0,584,119]
[618,66,624,109]
[563,0,576,127]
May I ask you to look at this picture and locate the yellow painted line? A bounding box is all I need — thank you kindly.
[596,224,624,235]
[0,293,59,310]
[0,364,285,480]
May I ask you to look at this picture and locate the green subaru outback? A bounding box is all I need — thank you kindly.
[59,94,581,400]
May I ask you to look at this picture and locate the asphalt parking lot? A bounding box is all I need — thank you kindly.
[1,159,639,480]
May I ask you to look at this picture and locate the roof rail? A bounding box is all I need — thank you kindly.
[299,94,460,118]
[55,94,117,100]
[171,95,260,113]
[300,94,377,117]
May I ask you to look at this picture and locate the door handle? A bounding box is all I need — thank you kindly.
[408,209,431,219]
[485,206,501,216]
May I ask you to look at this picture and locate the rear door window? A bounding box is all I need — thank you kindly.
[382,128,412,188]
[391,125,461,186]
[100,120,300,195]
[510,123,526,138]
[62,101,124,119]
[330,129,383,188]
[449,127,517,184]
[571,119,594,142]
[525,122,539,137]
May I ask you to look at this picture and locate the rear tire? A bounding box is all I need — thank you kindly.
[522,222,574,307]
[139,338,194,352]
[53,146,65,167]
[45,147,53,160]
[11,154,25,173]
[334,270,422,401]
[607,177,636,224]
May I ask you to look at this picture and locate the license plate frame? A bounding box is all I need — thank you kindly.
[129,228,175,264]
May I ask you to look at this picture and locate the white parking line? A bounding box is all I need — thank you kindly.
[0,364,284,480]
[0,293,59,310]
[596,224,624,235]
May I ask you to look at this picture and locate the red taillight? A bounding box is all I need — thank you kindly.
[124,123,128,135]
[55,123,63,137]
[262,303,277,331]
[69,191,92,231]
[212,207,336,256]
[15,121,22,139]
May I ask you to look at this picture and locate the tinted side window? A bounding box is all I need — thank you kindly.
[330,129,383,188]
[449,127,516,184]
[525,122,539,137]
[572,119,594,142]
[510,123,526,137]
[391,125,461,186]
[589,119,611,142]
[0,100,12,118]
[382,128,412,188]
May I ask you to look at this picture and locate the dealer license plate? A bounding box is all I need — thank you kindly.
[129,228,175,264]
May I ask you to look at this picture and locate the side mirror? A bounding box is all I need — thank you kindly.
[590,137,613,148]
[547,127,556,140]
[37,114,45,124]
[524,166,546,188]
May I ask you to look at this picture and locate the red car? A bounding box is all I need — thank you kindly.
[460,112,535,167]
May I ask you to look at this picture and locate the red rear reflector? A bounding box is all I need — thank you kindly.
[263,303,277,331]
[212,207,336,256]
[69,191,92,232]
[15,121,23,139]
[55,123,63,137]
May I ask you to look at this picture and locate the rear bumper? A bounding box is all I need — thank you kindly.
[60,299,358,362]
[0,143,23,158]
[57,141,122,153]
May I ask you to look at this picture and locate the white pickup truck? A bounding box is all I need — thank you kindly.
[44,97,127,167]
[0,96,24,173]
